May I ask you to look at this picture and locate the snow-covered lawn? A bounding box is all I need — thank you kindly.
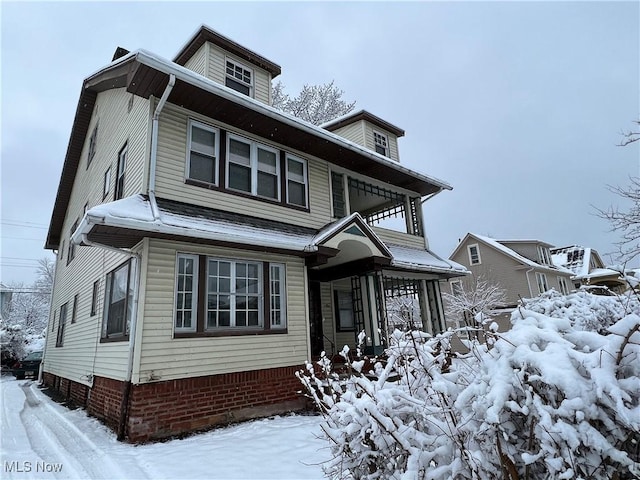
[1,375,329,479]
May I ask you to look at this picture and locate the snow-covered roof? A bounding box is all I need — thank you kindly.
[74,195,465,276]
[460,233,571,274]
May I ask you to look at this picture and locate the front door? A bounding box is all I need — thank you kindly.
[308,280,324,357]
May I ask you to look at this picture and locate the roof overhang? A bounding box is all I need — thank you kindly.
[46,50,451,250]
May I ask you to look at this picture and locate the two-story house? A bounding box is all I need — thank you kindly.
[42,25,466,442]
[551,245,626,293]
[448,233,574,318]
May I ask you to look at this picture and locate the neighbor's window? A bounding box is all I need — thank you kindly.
[87,123,98,167]
[373,131,388,156]
[468,244,481,265]
[187,120,219,185]
[173,254,287,335]
[114,143,127,200]
[103,167,111,199]
[286,155,308,208]
[450,280,463,296]
[558,276,569,295]
[227,135,280,201]
[225,59,253,97]
[535,272,549,294]
[537,245,551,265]
[334,289,354,331]
[56,302,68,347]
[91,280,99,316]
[175,254,198,332]
[102,259,135,340]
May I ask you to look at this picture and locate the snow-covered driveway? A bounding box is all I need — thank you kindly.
[1,375,329,479]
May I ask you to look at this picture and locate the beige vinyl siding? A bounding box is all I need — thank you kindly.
[134,239,309,383]
[43,88,151,385]
[501,242,540,264]
[206,43,271,105]
[183,43,207,77]
[154,102,333,229]
[450,239,533,307]
[373,227,425,249]
[330,120,366,146]
[363,123,400,162]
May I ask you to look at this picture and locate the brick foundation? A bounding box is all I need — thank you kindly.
[42,365,307,442]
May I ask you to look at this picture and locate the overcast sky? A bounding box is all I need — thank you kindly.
[1,1,639,285]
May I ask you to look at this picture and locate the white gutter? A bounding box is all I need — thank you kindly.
[148,74,176,220]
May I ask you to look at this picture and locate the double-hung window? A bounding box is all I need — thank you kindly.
[67,218,78,265]
[102,259,135,340]
[537,245,551,265]
[373,131,388,156]
[468,244,481,265]
[174,255,287,335]
[334,289,354,331]
[187,120,219,185]
[56,303,68,347]
[286,155,308,207]
[227,135,280,201]
[535,272,549,294]
[558,276,569,295]
[225,59,253,97]
[87,123,98,167]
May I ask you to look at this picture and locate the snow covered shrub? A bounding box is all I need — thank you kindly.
[298,292,639,479]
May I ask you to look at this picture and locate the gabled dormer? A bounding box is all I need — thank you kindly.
[174,25,281,106]
[498,240,554,266]
[322,110,405,162]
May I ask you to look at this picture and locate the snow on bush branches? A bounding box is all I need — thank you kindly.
[297,290,640,479]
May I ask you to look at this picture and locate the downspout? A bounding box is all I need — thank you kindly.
[82,234,141,441]
[525,267,535,299]
[148,74,175,220]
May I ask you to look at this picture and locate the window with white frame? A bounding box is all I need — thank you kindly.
[187,120,219,185]
[468,244,481,265]
[175,254,198,332]
[450,280,463,296]
[537,245,551,265]
[173,255,287,334]
[56,302,68,347]
[535,272,549,294]
[102,259,135,340]
[225,59,253,97]
[286,155,308,207]
[270,264,286,328]
[373,131,388,156]
[334,289,354,331]
[227,135,280,200]
[87,122,98,167]
[115,143,127,200]
[558,276,569,295]
[103,167,111,199]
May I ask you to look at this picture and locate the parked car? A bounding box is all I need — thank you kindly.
[12,351,43,379]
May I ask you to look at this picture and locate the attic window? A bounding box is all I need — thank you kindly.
[87,123,98,168]
[468,244,481,265]
[537,245,551,265]
[373,131,388,156]
[225,59,253,97]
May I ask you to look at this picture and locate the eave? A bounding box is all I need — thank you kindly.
[46,50,452,250]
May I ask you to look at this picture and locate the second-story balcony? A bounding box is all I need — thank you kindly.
[331,172,424,237]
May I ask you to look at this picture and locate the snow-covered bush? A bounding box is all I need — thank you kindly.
[298,291,639,479]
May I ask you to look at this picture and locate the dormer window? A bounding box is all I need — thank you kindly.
[225,59,253,97]
[537,245,551,265]
[373,131,388,156]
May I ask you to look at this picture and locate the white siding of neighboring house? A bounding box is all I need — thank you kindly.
[154,102,333,229]
[133,239,309,383]
[44,88,151,386]
[205,43,271,105]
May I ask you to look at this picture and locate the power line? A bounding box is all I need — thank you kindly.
[0,236,44,241]
[1,257,41,262]
[1,220,48,228]
[1,221,48,230]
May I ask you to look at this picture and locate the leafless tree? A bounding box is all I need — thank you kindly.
[595,176,640,263]
[271,80,356,125]
[618,120,640,146]
[442,275,506,338]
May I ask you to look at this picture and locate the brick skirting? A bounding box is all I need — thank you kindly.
[42,365,307,442]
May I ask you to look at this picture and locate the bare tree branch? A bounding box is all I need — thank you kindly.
[617,120,640,147]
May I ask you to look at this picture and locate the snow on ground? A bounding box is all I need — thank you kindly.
[1,375,329,479]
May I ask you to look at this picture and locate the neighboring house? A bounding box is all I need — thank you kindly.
[42,25,466,442]
[448,233,574,313]
[551,245,626,293]
[0,283,13,321]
